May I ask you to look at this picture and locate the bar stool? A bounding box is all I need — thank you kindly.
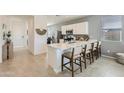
[98,41,101,57]
[61,46,83,77]
[83,43,93,64]
[93,41,99,60]
[89,43,94,62]
[77,44,92,69]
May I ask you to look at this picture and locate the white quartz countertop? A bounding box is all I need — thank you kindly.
[48,39,97,50]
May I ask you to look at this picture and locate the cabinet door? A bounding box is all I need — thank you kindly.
[66,24,76,34]
[75,23,83,34]
[66,25,72,31]
[82,22,88,34]
[72,24,76,34]
[75,22,88,34]
[61,26,66,34]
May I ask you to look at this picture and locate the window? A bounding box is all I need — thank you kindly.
[101,16,122,41]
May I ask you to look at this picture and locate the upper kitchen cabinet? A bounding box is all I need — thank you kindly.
[75,22,88,34]
[66,24,74,31]
[61,22,88,35]
[71,24,76,34]
[61,24,74,34]
[61,26,66,34]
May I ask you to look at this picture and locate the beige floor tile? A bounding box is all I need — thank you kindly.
[1,48,124,77]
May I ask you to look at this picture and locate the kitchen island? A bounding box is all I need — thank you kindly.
[47,40,97,73]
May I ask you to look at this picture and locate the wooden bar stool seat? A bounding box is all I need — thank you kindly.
[62,52,81,59]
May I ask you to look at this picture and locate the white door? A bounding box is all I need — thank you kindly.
[12,22,27,48]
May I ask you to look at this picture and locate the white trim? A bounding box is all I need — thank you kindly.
[14,46,26,48]
[101,30,122,42]
[102,55,116,59]
[101,40,122,43]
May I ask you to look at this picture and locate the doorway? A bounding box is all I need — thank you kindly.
[12,21,28,48]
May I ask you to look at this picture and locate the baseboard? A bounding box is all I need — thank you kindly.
[102,55,116,59]
[14,46,26,49]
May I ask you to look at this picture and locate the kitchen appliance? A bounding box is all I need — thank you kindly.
[64,30,74,42]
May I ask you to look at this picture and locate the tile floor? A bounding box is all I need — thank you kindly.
[1,48,124,77]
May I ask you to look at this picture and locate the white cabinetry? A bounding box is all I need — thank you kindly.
[61,22,88,35]
[75,22,88,34]
[71,24,76,34]
[66,24,73,30]
[61,26,66,34]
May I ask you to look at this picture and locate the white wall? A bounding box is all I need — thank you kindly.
[34,16,47,55]
[0,16,29,63]
[0,32,3,63]
[0,16,6,63]
[27,16,34,54]
[0,16,28,48]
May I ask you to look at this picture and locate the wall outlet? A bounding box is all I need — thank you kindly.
[107,50,110,53]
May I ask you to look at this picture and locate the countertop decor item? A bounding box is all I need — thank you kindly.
[75,35,89,41]
[36,28,47,35]
[115,53,124,64]
[6,31,11,43]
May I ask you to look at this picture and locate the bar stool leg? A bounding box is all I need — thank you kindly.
[61,55,64,71]
[84,61,87,69]
[97,49,99,58]
[91,51,94,62]
[89,53,92,64]
[100,48,101,57]
[97,49,99,59]
[80,57,82,72]
[83,55,87,69]
[95,50,98,60]
[70,61,72,67]
[71,60,74,77]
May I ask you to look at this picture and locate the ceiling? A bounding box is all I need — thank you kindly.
[46,15,87,26]
[4,15,87,26]
[102,15,121,23]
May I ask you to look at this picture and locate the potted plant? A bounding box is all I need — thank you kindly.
[6,31,11,43]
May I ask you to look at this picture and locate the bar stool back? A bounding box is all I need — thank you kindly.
[78,43,92,67]
[86,43,93,63]
[74,45,83,57]
[93,42,99,59]
[90,43,94,62]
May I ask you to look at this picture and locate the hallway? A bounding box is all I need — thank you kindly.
[0,48,57,76]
